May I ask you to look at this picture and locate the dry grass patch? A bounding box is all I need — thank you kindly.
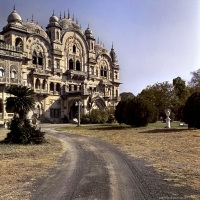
[58,125,200,200]
[0,129,67,200]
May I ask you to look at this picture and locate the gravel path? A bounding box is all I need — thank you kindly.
[30,126,195,200]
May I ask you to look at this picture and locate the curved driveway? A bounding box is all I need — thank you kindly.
[30,125,191,200]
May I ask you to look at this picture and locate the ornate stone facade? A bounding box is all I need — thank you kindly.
[0,8,121,123]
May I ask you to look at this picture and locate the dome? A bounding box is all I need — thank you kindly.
[85,27,94,38]
[59,18,81,30]
[7,9,22,24]
[49,14,58,23]
[23,22,48,39]
[110,45,118,64]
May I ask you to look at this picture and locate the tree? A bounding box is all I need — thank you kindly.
[172,77,190,120]
[120,92,134,101]
[188,69,200,93]
[123,97,150,127]
[6,85,35,119]
[138,82,173,118]
[183,92,200,129]
[4,85,45,144]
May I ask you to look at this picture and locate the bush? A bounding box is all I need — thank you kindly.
[123,97,150,127]
[81,114,91,124]
[183,92,200,129]
[115,100,128,124]
[4,118,45,144]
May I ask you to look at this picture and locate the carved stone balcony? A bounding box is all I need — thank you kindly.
[35,89,49,96]
[65,70,87,81]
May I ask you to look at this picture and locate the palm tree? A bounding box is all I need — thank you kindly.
[5,85,35,119]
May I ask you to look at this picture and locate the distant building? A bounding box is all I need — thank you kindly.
[0,8,121,123]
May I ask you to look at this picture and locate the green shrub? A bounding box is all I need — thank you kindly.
[123,97,150,127]
[81,114,91,124]
[4,118,45,144]
[183,92,200,129]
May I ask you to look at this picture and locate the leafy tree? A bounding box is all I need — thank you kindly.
[123,97,150,127]
[120,92,134,101]
[4,85,45,144]
[89,109,108,124]
[183,92,200,129]
[6,85,35,119]
[138,82,173,118]
[188,69,200,93]
[172,77,190,120]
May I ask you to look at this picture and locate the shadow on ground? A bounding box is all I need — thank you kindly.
[140,128,189,134]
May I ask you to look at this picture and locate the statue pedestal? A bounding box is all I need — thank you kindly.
[165,117,171,128]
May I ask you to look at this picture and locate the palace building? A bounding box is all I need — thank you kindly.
[0,7,121,124]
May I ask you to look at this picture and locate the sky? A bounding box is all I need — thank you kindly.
[0,0,199,95]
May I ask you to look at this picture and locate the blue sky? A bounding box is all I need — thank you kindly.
[0,0,199,95]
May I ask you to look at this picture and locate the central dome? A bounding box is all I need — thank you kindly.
[23,22,48,39]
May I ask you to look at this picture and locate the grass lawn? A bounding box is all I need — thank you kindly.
[57,122,200,200]
[0,129,67,200]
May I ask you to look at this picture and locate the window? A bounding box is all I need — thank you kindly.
[42,79,46,89]
[69,59,73,70]
[91,66,94,75]
[11,71,17,78]
[35,78,40,89]
[50,82,54,91]
[91,42,93,50]
[104,67,107,77]
[74,85,77,91]
[76,60,80,71]
[0,69,4,77]
[32,51,37,64]
[48,60,51,68]
[15,38,23,49]
[56,31,59,40]
[100,67,103,76]
[116,74,118,79]
[96,69,98,76]
[38,53,43,65]
[56,60,60,68]
[73,45,76,53]
[116,89,118,97]
[56,83,60,92]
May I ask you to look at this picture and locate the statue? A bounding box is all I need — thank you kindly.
[165,109,171,128]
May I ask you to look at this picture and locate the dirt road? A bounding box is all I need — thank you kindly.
[30,127,190,200]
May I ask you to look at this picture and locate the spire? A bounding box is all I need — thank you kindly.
[64,11,66,18]
[27,18,28,22]
[72,14,74,21]
[31,14,34,22]
[76,18,78,24]
[13,4,15,11]
[88,24,90,28]
[97,38,99,44]
[80,24,82,28]
[53,10,54,15]
[112,42,114,49]
[68,9,70,18]
[60,11,62,19]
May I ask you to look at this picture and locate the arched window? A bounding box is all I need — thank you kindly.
[104,67,107,77]
[74,85,77,91]
[56,31,59,40]
[0,69,4,77]
[11,71,17,79]
[73,45,76,53]
[56,83,60,92]
[38,52,43,65]
[35,78,40,89]
[32,51,37,65]
[50,82,54,91]
[91,42,93,50]
[116,89,118,97]
[42,79,46,90]
[69,59,73,70]
[100,67,103,76]
[15,38,23,49]
[48,60,51,68]
[96,69,98,76]
[76,60,80,71]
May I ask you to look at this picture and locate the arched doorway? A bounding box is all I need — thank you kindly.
[69,102,78,119]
